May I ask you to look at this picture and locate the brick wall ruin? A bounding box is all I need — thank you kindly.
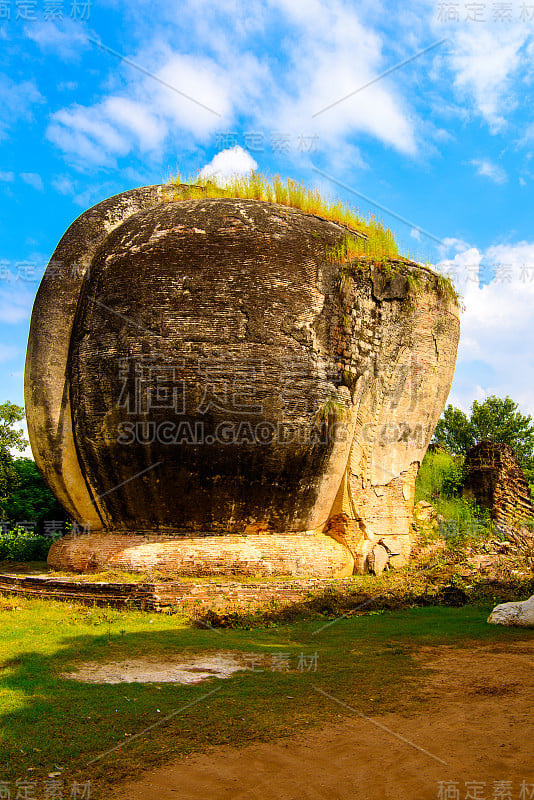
[463,441,534,543]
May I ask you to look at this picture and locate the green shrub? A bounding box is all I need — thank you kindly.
[415,450,466,503]
[415,450,492,545]
[0,524,53,561]
[3,458,65,525]
[441,456,467,497]
[437,497,493,547]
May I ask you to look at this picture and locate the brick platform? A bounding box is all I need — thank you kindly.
[0,572,355,613]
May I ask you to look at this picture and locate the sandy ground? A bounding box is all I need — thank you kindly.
[111,640,534,800]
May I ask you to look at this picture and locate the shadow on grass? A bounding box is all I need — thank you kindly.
[0,598,532,798]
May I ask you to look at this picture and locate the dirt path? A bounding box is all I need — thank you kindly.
[111,641,534,800]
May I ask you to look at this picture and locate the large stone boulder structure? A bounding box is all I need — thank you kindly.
[25,185,460,578]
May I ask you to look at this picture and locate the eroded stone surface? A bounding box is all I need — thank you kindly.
[26,188,460,577]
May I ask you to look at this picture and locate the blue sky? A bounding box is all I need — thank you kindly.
[2,0,534,451]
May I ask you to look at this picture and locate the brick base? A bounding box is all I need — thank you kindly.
[47,531,355,579]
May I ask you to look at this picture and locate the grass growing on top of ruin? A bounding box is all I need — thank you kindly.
[166,171,401,260]
[165,170,461,303]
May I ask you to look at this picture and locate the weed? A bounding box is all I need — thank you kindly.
[166,171,400,259]
[165,171,460,305]
[326,232,399,262]
[341,313,352,334]
[313,396,350,428]
[341,370,359,395]
[406,272,423,297]
[435,272,462,307]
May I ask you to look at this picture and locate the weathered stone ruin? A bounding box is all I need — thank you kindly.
[463,440,534,547]
[25,185,460,578]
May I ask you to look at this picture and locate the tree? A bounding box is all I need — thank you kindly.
[433,396,534,479]
[0,401,27,453]
[3,458,65,524]
[470,397,534,468]
[432,405,475,455]
[0,403,66,528]
[0,402,26,516]
[0,450,20,517]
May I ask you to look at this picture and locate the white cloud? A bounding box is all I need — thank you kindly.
[24,20,88,60]
[52,175,75,195]
[470,158,507,184]
[57,81,78,91]
[20,173,44,191]
[46,49,239,167]
[438,23,528,132]
[0,171,14,182]
[47,124,118,169]
[47,104,133,168]
[47,0,419,169]
[103,96,166,151]
[436,236,472,261]
[0,73,42,140]
[447,384,487,415]
[53,107,132,153]
[153,53,232,134]
[199,146,258,184]
[437,241,534,415]
[437,245,482,295]
[263,0,417,156]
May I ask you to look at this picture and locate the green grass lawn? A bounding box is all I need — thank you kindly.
[0,594,531,798]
